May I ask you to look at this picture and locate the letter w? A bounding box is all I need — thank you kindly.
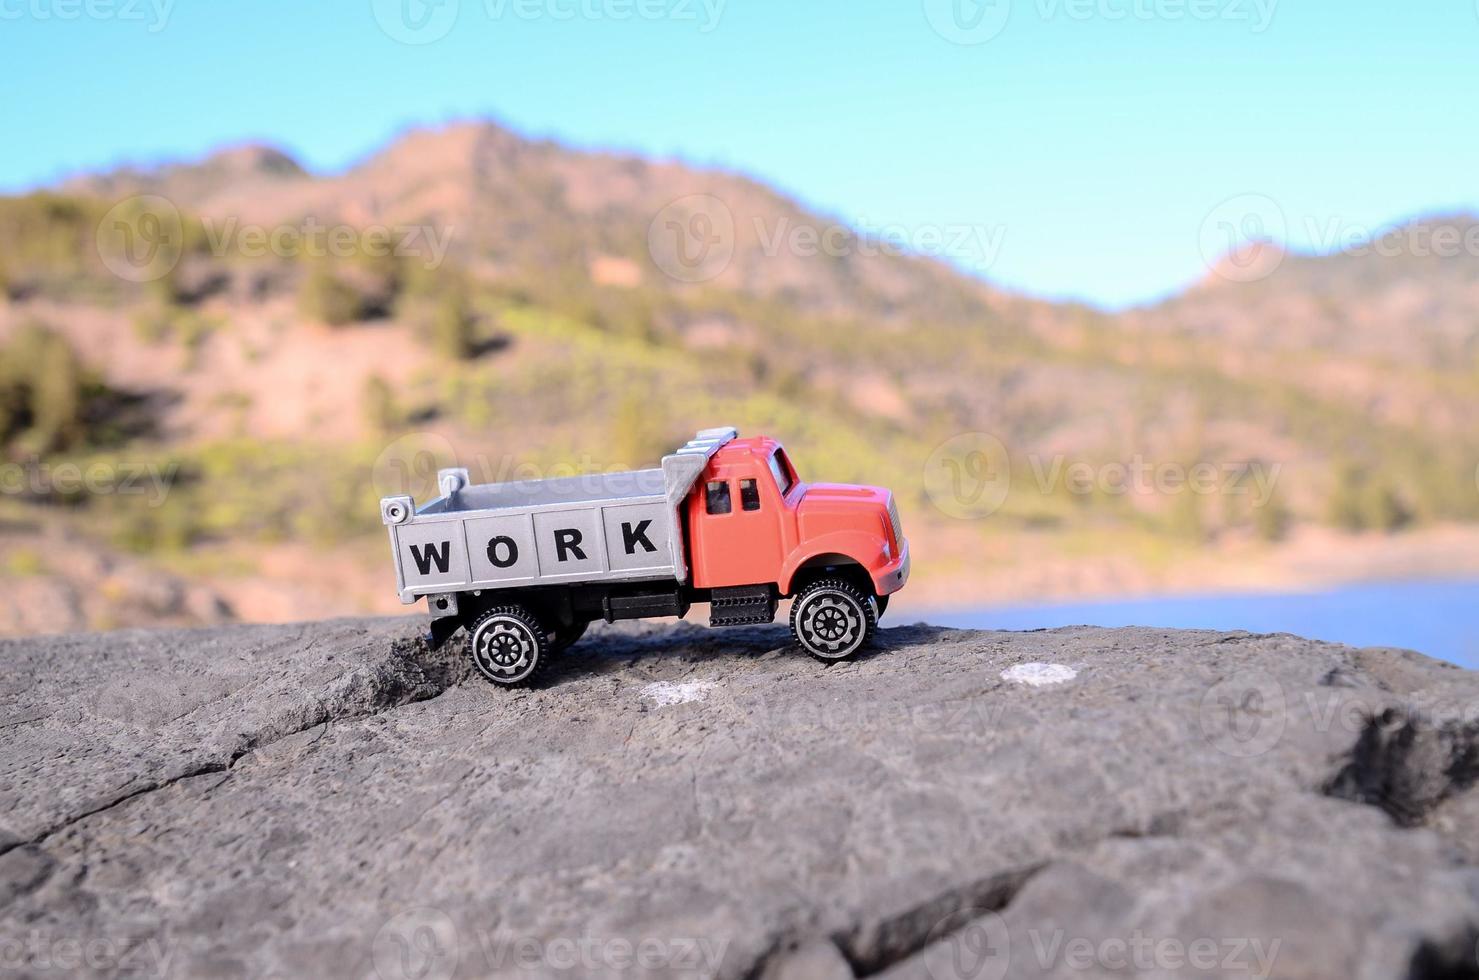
[410,541,451,575]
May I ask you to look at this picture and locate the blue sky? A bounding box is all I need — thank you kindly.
[4,0,1478,307]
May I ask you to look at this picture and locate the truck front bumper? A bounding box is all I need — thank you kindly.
[873,539,910,596]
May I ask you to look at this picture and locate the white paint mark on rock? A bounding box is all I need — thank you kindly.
[641,680,719,707]
[1001,663,1078,687]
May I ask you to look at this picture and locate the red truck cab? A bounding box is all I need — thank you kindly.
[685,435,910,605]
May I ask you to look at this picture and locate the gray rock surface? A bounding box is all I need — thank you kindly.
[1,618,1477,979]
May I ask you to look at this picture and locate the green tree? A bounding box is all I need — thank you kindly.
[30,335,83,449]
[1327,460,1368,532]
[1361,478,1412,533]
[1326,461,1412,533]
[610,394,673,468]
[1166,484,1206,543]
[432,289,476,361]
[363,375,399,433]
[0,322,91,456]
[1253,490,1293,542]
[298,263,365,326]
[0,381,13,443]
[147,262,185,307]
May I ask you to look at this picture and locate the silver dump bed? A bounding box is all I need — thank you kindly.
[381,427,736,604]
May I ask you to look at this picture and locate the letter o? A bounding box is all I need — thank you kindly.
[487,536,519,568]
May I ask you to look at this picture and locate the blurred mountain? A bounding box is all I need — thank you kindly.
[69,122,998,322]
[72,142,307,208]
[4,121,1479,628]
[1157,213,1479,363]
[1127,214,1479,438]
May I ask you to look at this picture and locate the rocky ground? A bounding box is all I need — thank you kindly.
[1,617,1477,979]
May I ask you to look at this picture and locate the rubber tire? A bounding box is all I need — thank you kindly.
[790,577,878,662]
[549,617,591,653]
[468,605,548,686]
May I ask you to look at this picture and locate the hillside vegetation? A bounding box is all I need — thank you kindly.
[2,121,1477,628]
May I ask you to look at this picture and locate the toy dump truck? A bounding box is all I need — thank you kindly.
[381,427,909,685]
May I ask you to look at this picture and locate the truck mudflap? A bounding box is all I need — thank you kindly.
[426,615,464,651]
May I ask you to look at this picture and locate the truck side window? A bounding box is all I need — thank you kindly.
[705,480,732,515]
[740,479,761,511]
[768,452,794,496]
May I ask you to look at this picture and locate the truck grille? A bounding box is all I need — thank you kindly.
[887,497,904,549]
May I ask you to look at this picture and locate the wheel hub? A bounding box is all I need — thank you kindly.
[475,621,534,677]
[802,594,862,655]
[814,606,849,641]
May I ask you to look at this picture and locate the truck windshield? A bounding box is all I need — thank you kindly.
[768,451,795,496]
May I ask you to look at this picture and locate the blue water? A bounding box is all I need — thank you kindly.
[921,579,1479,669]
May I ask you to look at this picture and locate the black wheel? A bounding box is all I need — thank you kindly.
[790,578,878,662]
[468,605,548,686]
[549,617,591,653]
